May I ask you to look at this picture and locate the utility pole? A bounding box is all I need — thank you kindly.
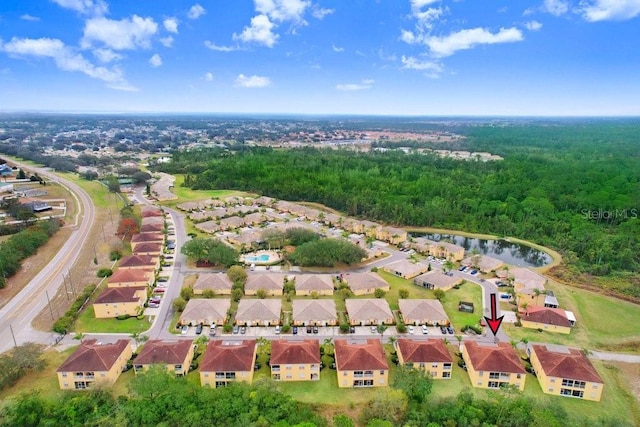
[46,290,54,320]
[9,324,17,348]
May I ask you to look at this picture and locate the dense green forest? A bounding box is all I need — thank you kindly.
[0,367,631,427]
[158,122,640,296]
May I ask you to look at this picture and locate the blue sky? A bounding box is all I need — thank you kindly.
[1,0,640,115]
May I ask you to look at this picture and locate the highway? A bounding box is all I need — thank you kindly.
[0,162,95,354]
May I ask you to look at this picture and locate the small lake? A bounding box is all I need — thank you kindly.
[412,233,552,268]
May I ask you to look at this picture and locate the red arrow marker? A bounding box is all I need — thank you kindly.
[484,293,504,336]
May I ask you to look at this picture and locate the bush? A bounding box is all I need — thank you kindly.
[399,289,409,299]
[109,250,122,261]
[374,288,386,298]
[172,297,187,312]
[116,314,130,320]
[97,268,113,278]
[339,323,350,333]
[223,324,233,333]
[396,320,407,333]
[52,285,96,334]
[281,324,291,333]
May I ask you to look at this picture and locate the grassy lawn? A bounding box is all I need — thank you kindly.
[376,270,435,310]
[57,172,114,209]
[440,281,483,330]
[74,305,150,334]
[158,174,255,208]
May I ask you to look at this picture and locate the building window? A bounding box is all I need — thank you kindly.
[560,388,584,398]
[286,366,292,370]
[174,364,182,371]
[592,384,598,389]
[488,381,499,389]
[442,372,451,378]
[489,372,500,379]
[479,371,484,377]
[379,370,385,375]
[443,363,452,370]
[204,373,209,378]
[431,363,439,368]
[62,373,67,378]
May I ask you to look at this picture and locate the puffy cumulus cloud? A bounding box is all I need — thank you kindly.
[235,73,272,88]
[204,41,239,52]
[163,18,179,34]
[20,14,40,22]
[400,29,420,44]
[204,72,214,81]
[336,79,374,91]
[149,53,162,67]
[160,36,174,47]
[255,0,310,23]
[233,14,279,47]
[82,15,158,50]
[579,0,640,21]
[0,36,136,91]
[187,4,206,20]
[426,27,523,57]
[401,55,443,77]
[524,20,543,30]
[543,0,569,16]
[52,0,108,16]
[92,47,123,62]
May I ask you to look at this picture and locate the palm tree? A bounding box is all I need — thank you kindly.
[388,336,397,349]
[455,335,463,352]
[376,324,388,342]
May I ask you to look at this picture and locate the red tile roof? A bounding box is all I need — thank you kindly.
[131,233,164,243]
[200,340,256,372]
[108,269,152,284]
[532,345,603,383]
[135,340,194,365]
[141,223,164,233]
[94,287,145,304]
[397,339,452,364]
[141,206,163,217]
[335,339,388,371]
[57,339,130,372]
[463,341,526,374]
[522,306,572,327]
[271,340,320,365]
[119,255,156,268]
[132,242,163,254]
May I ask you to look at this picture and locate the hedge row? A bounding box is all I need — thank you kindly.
[52,284,96,334]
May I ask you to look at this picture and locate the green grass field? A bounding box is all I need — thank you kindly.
[439,281,483,330]
[158,174,254,208]
[74,305,150,334]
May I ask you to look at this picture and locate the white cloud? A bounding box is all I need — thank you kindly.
[204,41,238,52]
[93,48,122,62]
[410,0,439,12]
[426,27,523,57]
[149,53,162,67]
[580,0,640,21]
[235,73,272,88]
[524,20,543,30]
[20,14,40,22]
[204,72,214,81]
[255,0,311,23]
[336,79,374,91]
[401,55,443,77]
[312,6,334,19]
[543,0,569,16]
[82,15,158,50]
[400,29,420,44]
[233,14,279,47]
[160,36,174,47]
[332,44,344,52]
[51,0,108,16]
[163,18,179,34]
[187,4,206,20]
[0,36,136,90]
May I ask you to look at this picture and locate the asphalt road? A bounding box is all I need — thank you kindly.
[0,162,95,354]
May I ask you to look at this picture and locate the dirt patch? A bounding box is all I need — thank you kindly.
[612,362,640,404]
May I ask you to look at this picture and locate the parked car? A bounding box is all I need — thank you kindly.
[275,325,281,335]
[421,325,428,334]
[470,269,478,275]
[313,326,319,334]
[440,326,448,334]
[292,326,298,335]
[370,326,377,334]
[306,326,312,334]
[447,326,454,334]
[195,324,203,335]
[458,265,466,271]
[209,323,217,336]
[349,326,356,334]
[233,325,239,334]
[181,325,188,335]
[408,326,414,334]
[240,326,247,334]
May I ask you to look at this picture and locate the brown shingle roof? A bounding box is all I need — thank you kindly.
[119,255,156,268]
[193,273,233,292]
[131,233,164,243]
[141,223,164,233]
[141,206,163,217]
[532,345,603,383]
[294,274,334,292]
[335,339,388,371]
[132,242,162,253]
[345,272,389,291]
[292,300,337,323]
[200,340,256,372]
[94,287,145,304]
[235,299,282,323]
[345,299,393,322]
[397,339,452,364]
[57,339,130,372]
[398,299,449,323]
[522,307,572,327]
[463,341,526,374]
[108,269,152,284]
[245,273,286,292]
[271,340,320,365]
[135,340,194,365]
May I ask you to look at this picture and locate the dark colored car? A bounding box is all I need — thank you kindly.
[292,326,298,335]
[306,326,312,333]
[440,326,448,334]
[447,326,454,334]
[195,324,203,335]
[313,326,319,334]
[233,325,239,334]
[349,326,355,334]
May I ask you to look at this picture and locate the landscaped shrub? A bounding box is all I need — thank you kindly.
[396,320,407,333]
[116,314,131,320]
[109,250,122,261]
[281,324,291,333]
[52,284,96,334]
[97,268,113,278]
[339,323,350,333]
[223,324,233,333]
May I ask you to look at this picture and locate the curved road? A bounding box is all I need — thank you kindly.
[0,163,95,354]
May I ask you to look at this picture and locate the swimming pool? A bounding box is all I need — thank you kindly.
[244,254,270,262]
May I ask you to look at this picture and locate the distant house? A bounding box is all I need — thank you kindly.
[92,287,146,319]
[521,306,573,334]
[131,233,164,245]
[345,299,394,326]
[462,341,526,391]
[461,255,504,273]
[294,274,334,296]
[413,271,462,291]
[235,299,282,326]
[396,339,453,379]
[510,267,548,308]
[245,273,285,296]
[193,273,233,295]
[131,242,163,256]
[378,226,407,245]
[529,344,604,401]
[141,205,163,217]
[200,340,257,387]
[334,339,389,388]
[383,260,429,279]
[118,255,159,271]
[194,220,221,234]
[344,272,390,296]
[141,216,164,227]
[140,222,164,233]
[413,239,464,261]
[398,299,449,326]
[219,216,244,230]
[134,340,196,377]
[107,269,154,288]
[178,299,231,326]
[271,340,321,382]
[56,339,132,390]
[292,299,338,326]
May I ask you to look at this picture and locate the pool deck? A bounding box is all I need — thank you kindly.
[241,251,281,265]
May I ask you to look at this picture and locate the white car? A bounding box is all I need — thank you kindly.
[180,325,188,335]
[408,326,414,334]
[421,325,429,334]
[275,325,281,335]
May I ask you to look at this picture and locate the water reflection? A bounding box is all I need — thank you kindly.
[413,233,552,267]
